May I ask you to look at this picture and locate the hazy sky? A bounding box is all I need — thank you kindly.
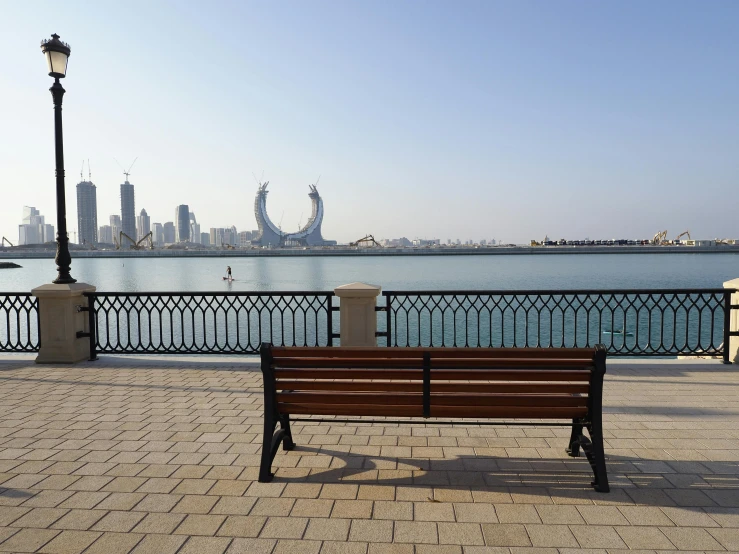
[2,0,737,245]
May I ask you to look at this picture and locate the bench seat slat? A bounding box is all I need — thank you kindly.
[278,403,423,417]
[275,369,591,381]
[276,381,590,394]
[271,347,595,359]
[273,357,594,369]
[277,392,587,407]
[430,405,589,418]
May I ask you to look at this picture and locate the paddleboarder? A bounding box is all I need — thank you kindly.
[226,266,232,280]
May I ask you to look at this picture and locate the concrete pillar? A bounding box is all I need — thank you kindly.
[724,278,739,363]
[334,282,381,347]
[32,282,96,363]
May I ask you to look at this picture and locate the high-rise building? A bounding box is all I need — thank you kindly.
[76,180,98,246]
[136,209,151,240]
[163,221,175,244]
[210,227,225,247]
[98,225,113,244]
[200,232,210,246]
[109,215,121,245]
[189,212,200,244]
[222,225,237,246]
[120,181,136,243]
[238,231,252,246]
[152,223,164,246]
[175,205,190,242]
[18,206,52,245]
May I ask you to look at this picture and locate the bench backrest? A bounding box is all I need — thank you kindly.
[261,345,606,421]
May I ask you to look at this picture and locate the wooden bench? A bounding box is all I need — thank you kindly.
[259,344,609,492]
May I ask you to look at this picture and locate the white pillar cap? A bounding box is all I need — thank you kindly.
[334,282,381,298]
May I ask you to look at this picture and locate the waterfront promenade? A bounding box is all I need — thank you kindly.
[0,356,737,553]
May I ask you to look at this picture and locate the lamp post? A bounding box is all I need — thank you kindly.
[40,33,75,284]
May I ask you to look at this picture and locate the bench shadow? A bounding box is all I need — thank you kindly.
[269,444,739,509]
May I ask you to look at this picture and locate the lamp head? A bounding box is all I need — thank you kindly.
[41,33,71,79]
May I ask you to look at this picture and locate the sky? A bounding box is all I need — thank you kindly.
[1,0,737,245]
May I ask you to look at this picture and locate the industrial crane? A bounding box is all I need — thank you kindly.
[674,230,691,242]
[350,235,382,248]
[115,231,153,250]
[1,237,13,247]
[652,230,668,245]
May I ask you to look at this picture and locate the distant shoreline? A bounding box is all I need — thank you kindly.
[2,245,738,259]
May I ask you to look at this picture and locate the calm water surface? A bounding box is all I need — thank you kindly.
[2,253,739,292]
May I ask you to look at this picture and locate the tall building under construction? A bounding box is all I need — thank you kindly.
[120,181,136,244]
[76,180,98,246]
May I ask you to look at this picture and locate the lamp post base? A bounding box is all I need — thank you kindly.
[32,282,95,363]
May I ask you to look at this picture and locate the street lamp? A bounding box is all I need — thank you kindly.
[40,33,75,284]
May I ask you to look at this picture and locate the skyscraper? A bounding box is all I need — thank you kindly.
[175,205,190,242]
[189,212,200,244]
[109,215,121,245]
[152,223,164,246]
[76,180,98,246]
[136,209,151,240]
[98,225,112,244]
[18,206,52,245]
[163,222,175,244]
[120,181,136,244]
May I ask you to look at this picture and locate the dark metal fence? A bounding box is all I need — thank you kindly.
[0,293,40,352]
[381,289,736,362]
[85,291,336,358]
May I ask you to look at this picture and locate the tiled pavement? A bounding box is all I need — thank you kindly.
[0,355,737,553]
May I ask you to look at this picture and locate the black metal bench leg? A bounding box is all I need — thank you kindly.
[281,415,295,451]
[587,424,609,492]
[259,412,277,483]
[566,419,583,457]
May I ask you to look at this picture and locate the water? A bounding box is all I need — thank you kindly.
[2,253,739,292]
[3,254,737,355]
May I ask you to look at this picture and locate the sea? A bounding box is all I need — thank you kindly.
[2,253,739,292]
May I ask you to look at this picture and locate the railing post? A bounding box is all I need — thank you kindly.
[386,293,392,347]
[87,293,98,361]
[334,282,381,347]
[326,294,334,347]
[723,280,739,364]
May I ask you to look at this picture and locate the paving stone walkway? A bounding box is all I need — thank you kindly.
[0,356,737,553]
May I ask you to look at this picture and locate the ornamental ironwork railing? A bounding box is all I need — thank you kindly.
[381,289,736,362]
[0,293,40,352]
[84,291,336,358]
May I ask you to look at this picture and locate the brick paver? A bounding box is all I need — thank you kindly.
[0,356,737,552]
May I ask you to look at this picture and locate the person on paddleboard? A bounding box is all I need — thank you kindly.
[226,266,232,280]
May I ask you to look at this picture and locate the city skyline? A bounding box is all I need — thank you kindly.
[2,1,738,244]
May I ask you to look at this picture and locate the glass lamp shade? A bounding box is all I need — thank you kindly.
[41,34,71,78]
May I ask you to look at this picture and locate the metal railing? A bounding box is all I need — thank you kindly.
[0,293,40,352]
[382,289,736,362]
[84,291,336,358]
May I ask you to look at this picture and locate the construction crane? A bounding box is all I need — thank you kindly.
[675,230,691,242]
[1,237,13,247]
[115,157,138,181]
[349,235,382,248]
[116,231,153,250]
[652,230,668,245]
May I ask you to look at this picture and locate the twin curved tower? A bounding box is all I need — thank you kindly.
[252,182,336,247]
